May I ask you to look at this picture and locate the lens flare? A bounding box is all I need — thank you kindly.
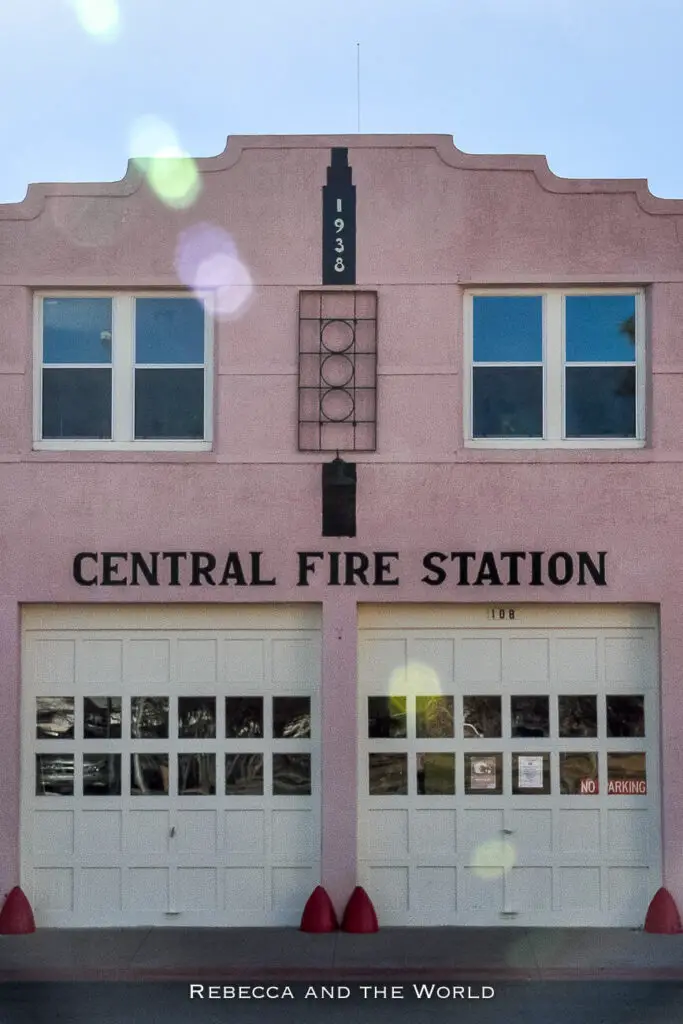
[175,223,254,320]
[129,117,201,209]
[69,0,120,40]
[471,839,516,880]
[388,661,442,696]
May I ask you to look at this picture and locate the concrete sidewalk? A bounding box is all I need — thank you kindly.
[1,928,683,982]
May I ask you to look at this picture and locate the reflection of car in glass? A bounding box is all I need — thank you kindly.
[36,756,74,795]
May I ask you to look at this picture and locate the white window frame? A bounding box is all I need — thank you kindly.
[463,287,646,449]
[33,291,214,451]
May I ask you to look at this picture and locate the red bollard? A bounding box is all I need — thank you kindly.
[0,887,36,935]
[300,886,339,932]
[341,886,379,933]
[644,887,682,934]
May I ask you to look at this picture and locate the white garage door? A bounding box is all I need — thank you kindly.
[22,605,321,927]
[358,605,661,926]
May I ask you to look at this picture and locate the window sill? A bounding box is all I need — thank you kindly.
[33,441,213,453]
[464,439,646,450]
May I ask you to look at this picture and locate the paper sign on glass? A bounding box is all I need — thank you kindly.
[518,755,544,789]
[470,756,497,790]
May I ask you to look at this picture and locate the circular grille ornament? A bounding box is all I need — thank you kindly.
[320,319,355,354]
[320,388,355,422]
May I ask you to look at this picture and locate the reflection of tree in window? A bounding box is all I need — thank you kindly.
[463,696,501,738]
[179,753,215,795]
[273,698,311,738]
[226,753,263,794]
[178,697,216,738]
[131,697,168,738]
[416,696,453,738]
[226,698,263,738]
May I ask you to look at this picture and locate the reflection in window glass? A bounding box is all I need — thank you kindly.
[369,753,408,795]
[135,297,205,365]
[607,752,646,794]
[465,753,503,795]
[36,697,75,739]
[473,366,543,438]
[273,754,311,795]
[606,696,644,737]
[273,697,311,738]
[178,697,216,738]
[416,696,454,738]
[131,697,169,738]
[558,696,597,738]
[560,752,599,795]
[84,754,121,795]
[511,696,549,737]
[36,754,74,796]
[178,753,216,795]
[43,297,112,364]
[565,366,636,439]
[226,754,264,795]
[226,697,263,738]
[463,696,501,738]
[368,697,407,738]
[84,697,121,739]
[130,754,169,795]
[565,295,636,363]
[134,368,204,440]
[417,752,455,795]
[42,368,112,440]
[512,753,551,795]
[473,296,543,362]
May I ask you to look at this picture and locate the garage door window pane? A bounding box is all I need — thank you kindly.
[368,696,407,738]
[369,753,407,795]
[273,697,311,738]
[417,752,455,795]
[178,697,216,738]
[84,697,121,739]
[463,696,501,738]
[226,697,263,738]
[131,754,169,794]
[84,754,121,796]
[512,753,551,795]
[36,697,74,739]
[273,754,311,795]
[606,695,644,737]
[226,753,264,795]
[608,752,647,794]
[131,698,169,738]
[416,696,454,738]
[560,752,599,795]
[511,696,549,737]
[36,754,74,796]
[558,695,597,738]
[179,753,216,795]
[465,753,503,795]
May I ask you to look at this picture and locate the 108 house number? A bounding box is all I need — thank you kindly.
[488,608,516,620]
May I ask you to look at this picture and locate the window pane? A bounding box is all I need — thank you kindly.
[565,295,636,363]
[178,697,216,738]
[368,697,407,738]
[465,753,503,795]
[273,697,311,738]
[511,696,549,737]
[178,753,216,795]
[135,298,205,364]
[226,697,263,738]
[84,697,122,739]
[606,695,645,737]
[273,753,311,795]
[608,752,646,794]
[558,696,597,738]
[42,368,112,439]
[43,298,112,364]
[84,754,121,795]
[36,754,74,796]
[565,366,636,438]
[417,752,455,795]
[473,367,543,438]
[512,753,551,795]
[131,697,169,738]
[560,752,599,795]
[473,296,542,362]
[416,696,454,738]
[226,753,264,795]
[134,368,204,439]
[369,753,407,795]
[463,696,501,738]
[130,754,169,795]
[36,697,74,739]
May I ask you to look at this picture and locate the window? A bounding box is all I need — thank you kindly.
[35,293,213,449]
[464,289,644,448]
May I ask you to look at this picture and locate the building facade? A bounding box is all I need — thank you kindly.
[0,134,681,928]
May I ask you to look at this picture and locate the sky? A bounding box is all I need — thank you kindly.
[1,0,682,204]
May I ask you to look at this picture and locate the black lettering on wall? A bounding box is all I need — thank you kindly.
[577,551,607,586]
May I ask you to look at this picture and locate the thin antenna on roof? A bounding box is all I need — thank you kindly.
[356,43,361,132]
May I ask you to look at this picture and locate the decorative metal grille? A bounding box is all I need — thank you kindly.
[298,290,377,452]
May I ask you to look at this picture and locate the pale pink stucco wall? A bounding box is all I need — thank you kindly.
[1,135,683,917]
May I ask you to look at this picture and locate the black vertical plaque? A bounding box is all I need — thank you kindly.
[322,148,356,284]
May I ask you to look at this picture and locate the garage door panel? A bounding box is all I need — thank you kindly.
[177,639,218,683]
[555,638,599,683]
[358,638,406,686]
[557,867,601,912]
[508,867,552,912]
[224,868,265,910]
[412,867,457,917]
[222,638,266,684]
[507,810,552,860]
[362,809,408,859]
[411,809,456,858]
[559,809,601,856]
[457,637,502,683]
[607,809,651,862]
[504,638,550,683]
[79,810,122,857]
[79,640,123,684]
[30,639,76,686]
[459,809,505,859]
[367,866,409,915]
[34,810,74,859]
